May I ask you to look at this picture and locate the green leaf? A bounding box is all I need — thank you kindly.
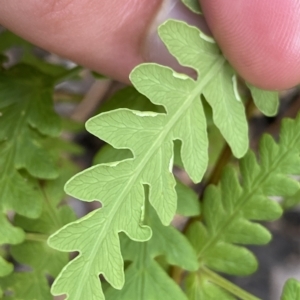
[0,64,60,223]
[0,214,25,245]
[48,20,250,299]
[13,165,76,233]
[95,86,164,164]
[185,272,235,300]
[207,123,225,174]
[0,63,61,282]
[42,134,84,158]
[173,140,184,168]
[0,165,76,300]
[1,273,50,300]
[107,259,186,300]
[0,65,61,171]
[95,141,184,170]
[181,0,202,14]
[247,83,279,116]
[105,204,197,300]
[50,142,198,299]
[94,144,200,217]
[281,278,300,300]
[0,168,43,220]
[175,179,200,217]
[187,114,300,277]
[158,20,248,158]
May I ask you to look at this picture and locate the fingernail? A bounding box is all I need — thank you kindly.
[143,0,210,75]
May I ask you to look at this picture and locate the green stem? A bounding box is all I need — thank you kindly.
[25,233,48,242]
[201,267,261,300]
[54,65,83,83]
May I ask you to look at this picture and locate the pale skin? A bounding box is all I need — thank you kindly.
[0,0,300,90]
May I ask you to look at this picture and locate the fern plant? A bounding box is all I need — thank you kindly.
[48,16,299,300]
[1,1,300,300]
[185,114,300,298]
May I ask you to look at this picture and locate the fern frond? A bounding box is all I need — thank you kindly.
[186,114,300,282]
[48,19,278,299]
[0,64,60,225]
[98,137,200,299]
[94,142,200,218]
[0,63,67,296]
[0,165,76,299]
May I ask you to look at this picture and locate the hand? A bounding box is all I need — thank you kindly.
[0,0,299,90]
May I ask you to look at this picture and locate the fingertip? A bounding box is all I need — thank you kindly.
[200,0,300,90]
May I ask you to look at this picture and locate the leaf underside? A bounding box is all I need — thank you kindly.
[105,203,198,300]
[93,143,200,299]
[48,19,281,300]
[47,20,247,299]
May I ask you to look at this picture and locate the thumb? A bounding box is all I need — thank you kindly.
[0,0,161,83]
[0,0,206,83]
[200,0,300,90]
